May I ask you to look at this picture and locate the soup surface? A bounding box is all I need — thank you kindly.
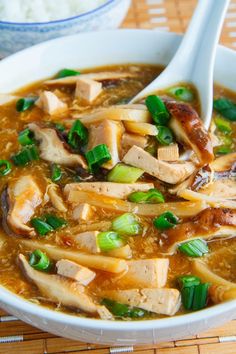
[0,64,235,320]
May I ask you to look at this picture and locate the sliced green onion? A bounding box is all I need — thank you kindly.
[181,285,195,310]
[213,98,236,121]
[101,298,148,318]
[192,283,210,311]
[168,86,194,102]
[68,119,88,149]
[16,97,38,112]
[51,164,62,182]
[128,188,164,204]
[153,211,178,230]
[85,144,111,173]
[97,231,124,251]
[18,128,34,146]
[44,214,67,230]
[54,123,65,132]
[179,239,209,257]
[214,116,232,134]
[31,218,54,236]
[107,163,144,183]
[112,213,142,236]
[156,126,174,145]
[214,146,233,155]
[178,275,201,289]
[145,95,170,125]
[29,249,51,272]
[0,160,12,176]
[11,145,39,166]
[56,68,81,79]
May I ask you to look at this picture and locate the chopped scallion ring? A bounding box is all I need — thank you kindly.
[213,98,236,122]
[145,95,170,125]
[156,126,174,145]
[29,249,51,272]
[168,86,194,102]
[0,160,12,176]
[18,128,34,146]
[56,68,81,79]
[45,214,67,230]
[214,145,233,155]
[16,97,38,112]
[107,163,144,183]
[97,231,124,251]
[101,298,148,318]
[31,218,54,236]
[178,239,209,257]
[192,283,210,311]
[153,211,178,230]
[128,188,164,204]
[68,119,88,149]
[214,116,232,134]
[51,164,62,182]
[11,145,39,166]
[85,144,111,173]
[112,213,142,236]
[178,275,201,289]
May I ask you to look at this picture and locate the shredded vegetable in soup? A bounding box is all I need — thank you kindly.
[0,64,235,320]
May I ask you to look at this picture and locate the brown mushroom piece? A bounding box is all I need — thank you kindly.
[5,175,43,236]
[28,123,87,168]
[162,208,236,254]
[18,254,112,319]
[166,101,214,166]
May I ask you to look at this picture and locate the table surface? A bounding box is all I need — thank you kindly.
[1,0,236,353]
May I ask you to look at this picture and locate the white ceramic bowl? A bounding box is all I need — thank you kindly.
[0,30,235,345]
[0,0,130,57]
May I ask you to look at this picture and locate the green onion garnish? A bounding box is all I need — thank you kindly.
[168,86,194,102]
[128,188,164,204]
[56,68,81,79]
[18,128,34,146]
[68,119,88,149]
[156,126,174,145]
[0,160,12,176]
[178,275,201,289]
[16,97,38,112]
[214,145,233,155]
[51,164,62,182]
[101,298,148,318]
[45,214,67,230]
[145,95,170,125]
[107,163,144,183]
[214,116,232,134]
[179,239,209,257]
[31,218,54,236]
[213,98,236,122]
[11,145,39,166]
[112,213,142,236]
[178,275,209,311]
[29,249,51,272]
[192,283,210,311]
[97,231,124,252]
[85,144,111,173]
[153,211,178,230]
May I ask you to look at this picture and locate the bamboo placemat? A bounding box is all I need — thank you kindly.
[1,0,236,353]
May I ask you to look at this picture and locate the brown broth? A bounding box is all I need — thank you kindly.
[0,65,235,320]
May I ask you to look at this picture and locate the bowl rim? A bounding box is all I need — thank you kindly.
[1,285,235,330]
[0,0,117,26]
[0,28,235,332]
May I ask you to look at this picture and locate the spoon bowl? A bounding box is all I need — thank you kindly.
[132,0,230,129]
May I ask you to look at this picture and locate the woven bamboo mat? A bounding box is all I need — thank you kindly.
[1,0,236,353]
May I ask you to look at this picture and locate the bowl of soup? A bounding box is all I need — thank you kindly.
[0,30,235,345]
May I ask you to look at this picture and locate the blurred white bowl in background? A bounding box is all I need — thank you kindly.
[0,0,131,57]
